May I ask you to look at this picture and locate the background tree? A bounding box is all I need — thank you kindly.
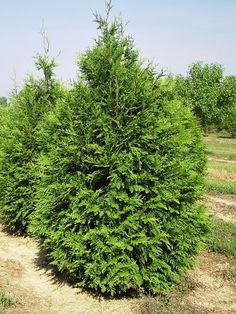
[176,61,223,132]
[30,2,210,295]
[218,75,236,137]
[175,62,236,136]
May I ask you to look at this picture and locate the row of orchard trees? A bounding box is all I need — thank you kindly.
[0,4,210,295]
[174,62,236,136]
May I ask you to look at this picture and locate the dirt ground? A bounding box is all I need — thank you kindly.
[207,194,236,223]
[1,213,236,314]
[204,137,236,145]
[0,224,137,314]
[184,251,236,314]
[208,157,236,164]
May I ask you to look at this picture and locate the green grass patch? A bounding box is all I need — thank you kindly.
[208,219,236,257]
[206,179,236,194]
[0,290,15,314]
[207,143,236,160]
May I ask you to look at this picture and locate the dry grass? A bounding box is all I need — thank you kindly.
[222,266,236,283]
[208,167,236,182]
[207,195,236,223]
[138,251,236,314]
[208,218,236,257]
[207,160,236,182]
[206,139,236,194]
[204,135,236,146]
[0,289,15,314]
[205,135,236,160]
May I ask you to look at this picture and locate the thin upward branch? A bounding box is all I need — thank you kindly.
[39,21,50,59]
[10,70,19,96]
[105,0,112,23]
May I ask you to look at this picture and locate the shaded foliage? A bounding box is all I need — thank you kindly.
[0,96,7,106]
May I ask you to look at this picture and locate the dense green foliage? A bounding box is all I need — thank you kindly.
[0,55,64,232]
[28,9,210,295]
[176,62,236,135]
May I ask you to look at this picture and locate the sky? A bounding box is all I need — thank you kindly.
[1,0,236,97]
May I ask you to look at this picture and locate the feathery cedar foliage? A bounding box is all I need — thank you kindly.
[29,3,210,295]
[0,55,64,232]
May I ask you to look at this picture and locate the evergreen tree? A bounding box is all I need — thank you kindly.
[30,2,210,295]
[0,55,64,232]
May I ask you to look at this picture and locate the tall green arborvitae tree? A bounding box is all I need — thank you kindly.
[30,3,210,295]
[0,55,64,232]
[0,104,10,168]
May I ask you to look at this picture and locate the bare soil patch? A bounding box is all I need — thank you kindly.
[208,156,236,164]
[184,251,236,314]
[133,251,236,314]
[204,137,236,146]
[206,194,236,222]
[208,168,236,182]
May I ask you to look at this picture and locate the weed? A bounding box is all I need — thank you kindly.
[0,290,15,314]
[222,266,236,283]
[137,276,199,314]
